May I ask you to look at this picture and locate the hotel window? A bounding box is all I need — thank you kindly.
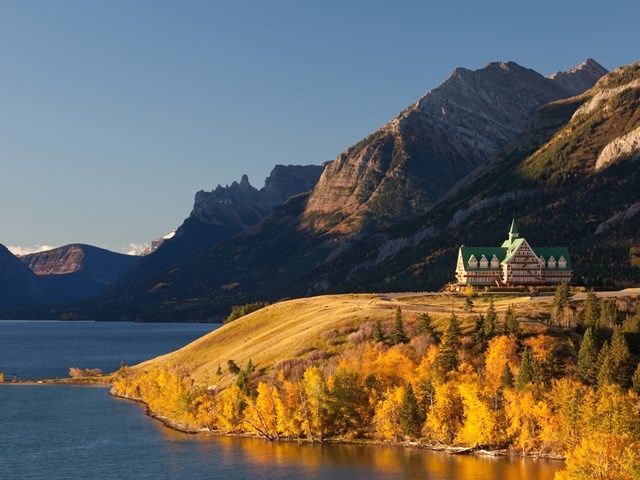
[468,255,478,269]
[491,255,499,269]
[548,256,556,269]
[480,255,489,269]
[558,256,567,269]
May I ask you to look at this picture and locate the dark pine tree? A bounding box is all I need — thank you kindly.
[417,313,437,340]
[484,299,498,338]
[434,313,462,381]
[390,307,409,345]
[609,327,633,388]
[632,363,640,394]
[596,342,614,387]
[500,362,514,389]
[399,384,422,438]
[576,327,599,385]
[504,305,520,335]
[516,347,535,390]
[373,319,386,344]
[580,289,600,330]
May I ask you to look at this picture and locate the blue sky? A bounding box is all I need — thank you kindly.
[1,0,638,254]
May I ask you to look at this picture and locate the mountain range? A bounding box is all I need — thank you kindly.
[4,57,639,321]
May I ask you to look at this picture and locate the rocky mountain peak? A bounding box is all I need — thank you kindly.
[548,58,609,96]
[302,60,603,234]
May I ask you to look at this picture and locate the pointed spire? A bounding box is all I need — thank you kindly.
[509,217,519,235]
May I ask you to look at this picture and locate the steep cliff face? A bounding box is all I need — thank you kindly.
[0,244,45,307]
[20,244,140,301]
[302,60,607,234]
[104,164,324,291]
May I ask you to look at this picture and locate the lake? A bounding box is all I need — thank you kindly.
[0,321,562,479]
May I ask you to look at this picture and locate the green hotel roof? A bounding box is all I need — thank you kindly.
[459,243,571,270]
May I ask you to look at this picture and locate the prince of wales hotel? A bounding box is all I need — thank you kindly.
[455,219,572,286]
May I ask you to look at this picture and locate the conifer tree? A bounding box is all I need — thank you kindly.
[553,282,570,324]
[609,327,633,388]
[434,313,461,380]
[390,307,409,345]
[596,342,614,387]
[399,384,422,438]
[516,347,535,390]
[417,313,436,339]
[632,363,640,394]
[463,298,474,312]
[600,299,621,328]
[576,327,598,385]
[500,362,514,389]
[580,289,600,329]
[504,305,520,335]
[484,299,497,338]
[373,319,386,344]
[471,314,487,353]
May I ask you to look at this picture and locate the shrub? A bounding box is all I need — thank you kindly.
[68,367,103,378]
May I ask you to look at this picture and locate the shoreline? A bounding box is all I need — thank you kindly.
[109,388,565,462]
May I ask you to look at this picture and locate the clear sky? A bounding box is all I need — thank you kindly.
[1,0,638,254]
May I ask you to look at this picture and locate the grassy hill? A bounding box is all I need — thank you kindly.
[130,292,563,388]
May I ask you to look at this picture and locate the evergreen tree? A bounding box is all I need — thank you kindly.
[373,319,386,344]
[581,289,600,329]
[504,305,520,335]
[399,384,422,438]
[632,363,640,394]
[471,314,487,353]
[500,362,514,389]
[516,347,535,390]
[600,299,621,328]
[463,298,474,312]
[417,313,436,339]
[576,327,599,385]
[227,359,240,374]
[596,342,614,387]
[609,327,633,388]
[235,359,256,395]
[434,313,461,380]
[553,282,570,321]
[390,307,409,345]
[483,299,498,338]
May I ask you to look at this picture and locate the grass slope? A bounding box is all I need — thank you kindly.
[132,292,557,388]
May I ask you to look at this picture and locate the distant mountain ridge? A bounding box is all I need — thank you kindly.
[0,244,45,307]
[19,244,139,302]
[100,164,324,294]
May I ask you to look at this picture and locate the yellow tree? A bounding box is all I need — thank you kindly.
[456,379,502,447]
[484,335,519,395]
[303,367,328,441]
[215,384,245,433]
[555,433,640,480]
[275,372,307,438]
[373,386,405,441]
[503,389,551,454]
[425,379,463,444]
[541,378,591,455]
[244,382,282,440]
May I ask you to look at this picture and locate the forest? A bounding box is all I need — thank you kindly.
[112,288,640,480]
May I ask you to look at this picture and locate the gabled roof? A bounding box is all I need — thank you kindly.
[534,247,572,270]
[459,246,506,271]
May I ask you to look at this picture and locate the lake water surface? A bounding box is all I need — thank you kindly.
[0,321,562,479]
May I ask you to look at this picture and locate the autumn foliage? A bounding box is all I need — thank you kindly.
[111,298,640,480]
